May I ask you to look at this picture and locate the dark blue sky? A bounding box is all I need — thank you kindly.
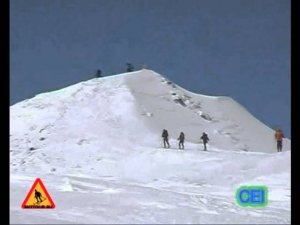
[10,0,290,137]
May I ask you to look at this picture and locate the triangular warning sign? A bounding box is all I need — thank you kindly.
[21,178,55,209]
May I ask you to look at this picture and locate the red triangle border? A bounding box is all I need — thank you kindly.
[21,178,56,209]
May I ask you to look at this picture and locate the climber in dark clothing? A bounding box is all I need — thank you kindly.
[200,132,209,151]
[126,63,134,72]
[162,129,170,148]
[95,69,102,78]
[178,132,185,149]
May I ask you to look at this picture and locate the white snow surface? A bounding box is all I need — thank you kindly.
[10,69,290,223]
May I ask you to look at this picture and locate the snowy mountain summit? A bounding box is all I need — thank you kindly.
[11,69,290,156]
[10,69,291,224]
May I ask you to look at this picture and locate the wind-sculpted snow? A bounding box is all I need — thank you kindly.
[10,69,290,223]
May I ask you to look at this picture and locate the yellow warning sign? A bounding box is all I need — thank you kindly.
[21,178,55,209]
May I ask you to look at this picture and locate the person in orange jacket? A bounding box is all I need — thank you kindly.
[274,128,284,152]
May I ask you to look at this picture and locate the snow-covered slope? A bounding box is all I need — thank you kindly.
[10,69,290,156]
[10,69,291,224]
[125,70,290,152]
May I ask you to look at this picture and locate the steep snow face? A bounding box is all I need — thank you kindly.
[10,70,290,223]
[125,69,290,152]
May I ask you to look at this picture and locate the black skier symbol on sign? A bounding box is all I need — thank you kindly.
[34,189,45,204]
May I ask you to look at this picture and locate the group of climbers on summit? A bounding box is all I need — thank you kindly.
[94,62,135,78]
